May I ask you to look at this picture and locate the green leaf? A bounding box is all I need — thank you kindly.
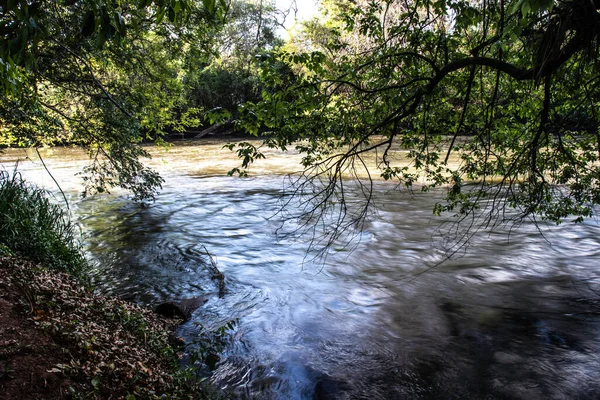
[203,0,215,14]
[521,0,531,16]
[91,377,101,389]
[156,7,165,24]
[509,0,524,15]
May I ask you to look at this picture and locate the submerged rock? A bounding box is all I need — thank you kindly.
[154,296,208,321]
[313,374,350,400]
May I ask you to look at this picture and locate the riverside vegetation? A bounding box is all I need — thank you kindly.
[0,170,217,399]
[2,0,598,249]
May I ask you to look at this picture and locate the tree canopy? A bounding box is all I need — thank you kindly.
[1,0,226,200]
[232,0,600,250]
[2,0,600,250]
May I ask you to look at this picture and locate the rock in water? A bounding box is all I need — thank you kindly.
[154,296,208,321]
[154,303,187,319]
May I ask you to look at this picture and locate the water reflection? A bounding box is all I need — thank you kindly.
[2,143,600,399]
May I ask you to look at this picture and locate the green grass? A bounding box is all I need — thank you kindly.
[0,170,87,276]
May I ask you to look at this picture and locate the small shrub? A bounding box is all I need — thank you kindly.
[0,169,87,276]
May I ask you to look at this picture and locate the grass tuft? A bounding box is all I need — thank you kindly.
[0,169,87,276]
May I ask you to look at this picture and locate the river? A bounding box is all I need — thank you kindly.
[2,141,600,399]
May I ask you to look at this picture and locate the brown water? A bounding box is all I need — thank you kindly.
[2,142,600,399]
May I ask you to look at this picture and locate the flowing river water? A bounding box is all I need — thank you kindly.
[2,141,600,399]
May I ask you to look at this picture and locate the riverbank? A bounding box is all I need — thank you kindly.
[0,253,213,399]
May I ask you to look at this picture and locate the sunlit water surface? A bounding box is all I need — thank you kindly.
[2,142,600,399]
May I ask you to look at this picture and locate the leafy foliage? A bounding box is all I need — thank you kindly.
[234,0,600,250]
[0,0,226,200]
[183,0,283,120]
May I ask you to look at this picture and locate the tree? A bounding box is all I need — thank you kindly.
[183,0,283,123]
[233,0,600,252]
[0,0,226,200]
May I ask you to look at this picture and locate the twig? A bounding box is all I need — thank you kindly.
[35,148,70,210]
